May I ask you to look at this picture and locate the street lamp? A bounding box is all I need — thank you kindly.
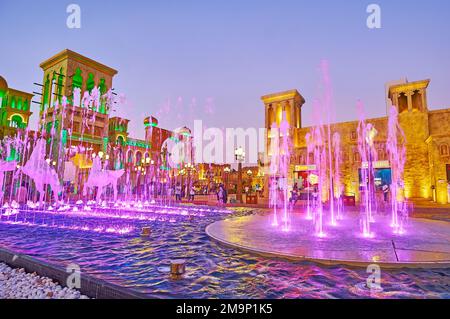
[246,170,253,194]
[184,163,195,198]
[235,147,245,203]
[224,166,231,193]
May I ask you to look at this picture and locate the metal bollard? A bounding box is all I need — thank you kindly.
[170,259,186,275]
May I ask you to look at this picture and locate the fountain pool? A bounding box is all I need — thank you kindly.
[1,206,449,299]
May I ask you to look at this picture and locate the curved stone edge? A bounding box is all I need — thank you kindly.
[0,246,156,299]
[205,222,450,269]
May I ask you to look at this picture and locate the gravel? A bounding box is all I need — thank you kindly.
[0,262,89,299]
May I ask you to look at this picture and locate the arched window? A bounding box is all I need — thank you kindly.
[135,151,142,165]
[127,150,133,164]
[353,152,361,162]
[51,72,57,107]
[43,74,50,110]
[98,78,107,114]
[57,67,64,104]
[398,93,408,113]
[9,115,24,128]
[17,98,23,110]
[117,135,124,146]
[10,97,16,109]
[99,78,106,94]
[440,144,449,156]
[86,73,95,93]
[115,149,124,170]
[0,93,6,108]
[72,68,83,89]
[23,99,29,111]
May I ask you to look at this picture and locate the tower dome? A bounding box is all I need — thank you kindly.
[144,116,158,128]
[174,126,191,137]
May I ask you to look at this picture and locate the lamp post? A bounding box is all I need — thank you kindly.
[184,163,195,198]
[235,147,245,203]
[246,169,253,193]
[143,157,151,199]
[224,166,231,194]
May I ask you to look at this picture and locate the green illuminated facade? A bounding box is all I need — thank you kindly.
[0,75,33,140]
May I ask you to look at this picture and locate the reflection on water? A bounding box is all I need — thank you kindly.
[0,208,449,299]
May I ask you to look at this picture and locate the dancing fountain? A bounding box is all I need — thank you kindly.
[0,86,228,239]
[205,62,448,268]
[17,138,62,205]
[269,112,292,232]
[386,105,407,234]
[357,101,378,238]
[83,156,124,203]
[267,62,409,239]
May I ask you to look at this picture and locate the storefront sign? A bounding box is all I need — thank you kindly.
[361,160,390,169]
[294,165,316,172]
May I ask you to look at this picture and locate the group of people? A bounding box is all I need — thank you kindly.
[216,183,228,206]
[289,183,320,207]
[173,183,196,202]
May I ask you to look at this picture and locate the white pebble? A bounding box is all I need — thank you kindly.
[0,263,89,299]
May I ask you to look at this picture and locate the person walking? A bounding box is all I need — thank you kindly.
[382,183,389,202]
[175,183,182,201]
[189,185,196,201]
[217,184,225,206]
[223,185,228,205]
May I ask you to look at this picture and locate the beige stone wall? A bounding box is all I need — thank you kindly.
[428,110,450,204]
[264,81,449,204]
[399,111,431,199]
[269,107,450,203]
[428,110,450,135]
[290,118,389,201]
[427,134,450,204]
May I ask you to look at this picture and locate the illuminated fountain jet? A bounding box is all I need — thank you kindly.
[0,160,17,199]
[83,156,125,203]
[357,101,378,238]
[17,138,62,204]
[386,106,407,234]
[269,111,292,232]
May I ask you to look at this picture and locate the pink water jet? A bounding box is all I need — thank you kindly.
[386,106,408,234]
[269,112,292,232]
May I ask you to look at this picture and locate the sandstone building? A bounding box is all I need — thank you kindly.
[262,79,450,204]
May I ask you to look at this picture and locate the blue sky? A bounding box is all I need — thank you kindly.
[1,0,449,139]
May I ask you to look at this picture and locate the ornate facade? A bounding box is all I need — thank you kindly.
[1,49,193,197]
[0,76,33,139]
[262,79,450,204]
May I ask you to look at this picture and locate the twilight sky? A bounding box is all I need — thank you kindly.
[1,0,449,140]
